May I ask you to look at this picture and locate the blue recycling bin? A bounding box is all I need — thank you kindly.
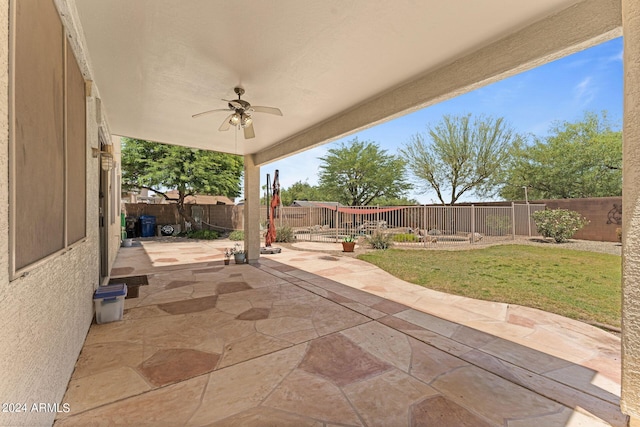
[139,215,156,237]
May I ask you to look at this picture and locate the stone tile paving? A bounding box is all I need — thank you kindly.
[55,240,626,426]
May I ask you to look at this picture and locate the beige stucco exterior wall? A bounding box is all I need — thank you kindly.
[0,5,8,290]
[622,0,640,420]
[0,1,120,425]
[244,154,261,262]
[110,135,123,268]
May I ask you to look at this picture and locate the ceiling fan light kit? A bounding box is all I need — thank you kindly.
[228,113,252,128]
[192,87,282,139]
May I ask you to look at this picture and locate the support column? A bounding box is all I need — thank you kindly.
[622,0,640,420]
[0,0,9,287]
[243,154,261,263]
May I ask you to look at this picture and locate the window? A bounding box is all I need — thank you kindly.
[67,38,87,244]
[10,0,87,277]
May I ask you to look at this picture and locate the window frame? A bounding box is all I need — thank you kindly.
[9,0,88,280]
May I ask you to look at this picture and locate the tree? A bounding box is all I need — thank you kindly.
[260,181,329,206]
[318,138,412,206]
[279,181,326,206]
[498,111,622,200]
[370,196,419,206]
[401,114,518,205]
[268,180,418,207]
[121,138,243,227]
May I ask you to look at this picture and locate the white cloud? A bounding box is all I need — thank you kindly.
[608,49,623,63]
[480,78,529,109]
[574,76,595,108]
[564,57,592,69]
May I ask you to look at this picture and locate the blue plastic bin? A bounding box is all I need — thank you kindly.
[93,283,127,324]
[139,215,156,237]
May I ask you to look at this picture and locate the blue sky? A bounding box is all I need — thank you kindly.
[260,37,623,204]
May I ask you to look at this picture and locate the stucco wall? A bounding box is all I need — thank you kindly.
[0,127,90,421]
[244,155,261,262]
[462,198,623,242]
[0,1,119,424]
[109,136,122,268]
[0,2,8,290]
[537,197,622,242]
[0,77,101,427]
[622,0,640,419]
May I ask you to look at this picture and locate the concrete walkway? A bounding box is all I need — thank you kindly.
[55,239,624,426]
[284,241,621,390]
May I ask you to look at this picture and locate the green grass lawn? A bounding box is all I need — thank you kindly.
[358,245,621,327]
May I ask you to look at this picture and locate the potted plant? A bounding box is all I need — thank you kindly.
[232,243,246,264]
[342,235,356,252]
[223,248,232,265]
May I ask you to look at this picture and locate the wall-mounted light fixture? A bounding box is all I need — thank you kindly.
[91,147,113,171]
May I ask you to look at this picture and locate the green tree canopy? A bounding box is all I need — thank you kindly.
[401,114,519,205]
[121,138,243,226]
[370,196,419,206]
[263,180,417,206]
[317,138,412,206]
[279,180,326,206]
[498,111,622,200]
[261,180,328,206]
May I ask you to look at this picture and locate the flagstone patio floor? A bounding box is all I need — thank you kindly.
[54,239,625,426]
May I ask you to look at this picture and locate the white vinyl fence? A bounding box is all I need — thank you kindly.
[261,203,545,247]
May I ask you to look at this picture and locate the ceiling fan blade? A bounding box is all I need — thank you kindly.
[243,122,255,139]
[250,106,283,116]
[223,99,243,109]
[192,108,232,119]
[218,114,235,131]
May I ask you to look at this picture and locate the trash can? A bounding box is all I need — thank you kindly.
[139,215,156,237]
[125,216,137,238]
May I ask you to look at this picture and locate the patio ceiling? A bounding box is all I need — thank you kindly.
[69,0,620,164]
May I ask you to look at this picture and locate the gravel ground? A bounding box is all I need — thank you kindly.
[505,237,622,256]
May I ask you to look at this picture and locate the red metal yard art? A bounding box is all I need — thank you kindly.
[265,170,280,247]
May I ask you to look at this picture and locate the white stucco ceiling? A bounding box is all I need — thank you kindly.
[72,0,607,161]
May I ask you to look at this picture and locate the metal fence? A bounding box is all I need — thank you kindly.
[260,203,546,247]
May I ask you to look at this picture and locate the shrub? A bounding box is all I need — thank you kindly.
[367,231,393,249]
[392,233,419,242]
[229,230,244,241]
[186,229,219,240]
[616,228,622,243]
[275,226,295,243]
[532,209,589,243]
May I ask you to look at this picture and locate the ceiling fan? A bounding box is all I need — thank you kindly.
[192,87,282,139]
